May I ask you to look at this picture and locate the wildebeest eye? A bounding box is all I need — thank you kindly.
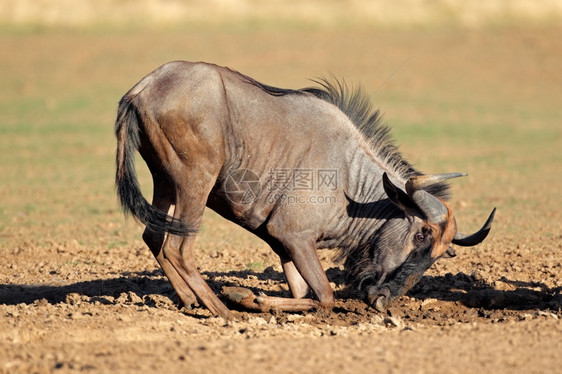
[415,227,433,244]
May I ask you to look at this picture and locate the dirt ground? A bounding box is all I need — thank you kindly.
[1,239,560,373]
[1,21,561,374]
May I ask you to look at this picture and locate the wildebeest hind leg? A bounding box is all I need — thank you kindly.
[162,189,231,319]
[164,231,231,318]
[142,180,198,308]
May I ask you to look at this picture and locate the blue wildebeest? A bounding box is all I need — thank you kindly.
[115,61,495,318]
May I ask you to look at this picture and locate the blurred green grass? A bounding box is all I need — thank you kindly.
[0,23,560,253]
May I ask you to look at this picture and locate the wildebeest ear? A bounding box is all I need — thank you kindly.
[382,173,419,214]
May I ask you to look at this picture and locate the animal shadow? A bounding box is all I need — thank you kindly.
[0,270,174,307]
[1,269,559,313]
[408,272,561,311]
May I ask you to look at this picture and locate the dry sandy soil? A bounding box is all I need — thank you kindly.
[1,240,560,373]
[0,21,561,373]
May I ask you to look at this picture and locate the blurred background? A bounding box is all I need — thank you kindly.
[2,0,562,27]
[1,0,560,254]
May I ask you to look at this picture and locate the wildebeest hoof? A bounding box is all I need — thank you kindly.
[366,287,391,312]
[175,295,199,310]
[222,286,255,304]
[222,287,271,312]
[374,295,387,312]
[366,294,387,312]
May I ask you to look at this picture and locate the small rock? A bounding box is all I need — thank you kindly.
[421,298,439,307]
[116,291,142,305]
[518,313,533,321]
[383,316,403,328]
[250,317,267,325]
[34,298,49,307]
[65,293,83,306]
[470,270,485,282]
[286,314,304,322]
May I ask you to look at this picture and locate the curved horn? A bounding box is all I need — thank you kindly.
[405,173,466,224]
[453,208,496,247]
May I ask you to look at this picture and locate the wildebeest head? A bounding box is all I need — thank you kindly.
[359,172,496,311]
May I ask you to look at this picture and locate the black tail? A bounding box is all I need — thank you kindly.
[114,96,194,236]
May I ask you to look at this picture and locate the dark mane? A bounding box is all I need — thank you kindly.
[243,74,449,200]
[240,73,304,97]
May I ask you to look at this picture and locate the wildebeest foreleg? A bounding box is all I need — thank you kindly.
[224,236,334,313]
[222,286,319,312]
[283,237,334,310]
[281,257,310,299]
